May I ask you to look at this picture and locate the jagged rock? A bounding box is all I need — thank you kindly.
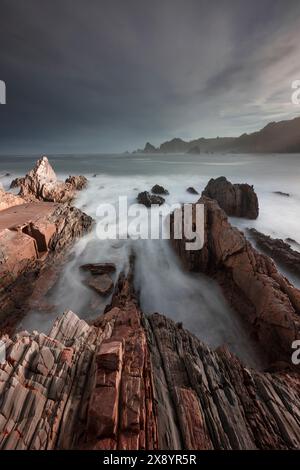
[286,238,300,247]
[0,202,93,329]
[186,187,199,195]
[1,269,300,450]
[10,177,25,189]
[80,262,116,275]
[0,186,26,211]
[202,176,259,219]
[248,228,300,276]
[144,142,157,153]
[137,191,165,207]
[87,274,114,296]
[151,184,169,195]
[146,313,300,450]
[65,175,88,190]
[13,156,87,203]
[170,196,300,363]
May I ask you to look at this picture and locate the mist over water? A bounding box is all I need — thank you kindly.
[1,152,299,367]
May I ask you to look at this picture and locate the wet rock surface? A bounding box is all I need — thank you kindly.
[202,176,259,219]
[170,196,300,363]
[80,262,116,275]
[248,228,300,276]
[151,184,169,195]
[0,268,300,450]
[0,201,93,333]
[87,274,114,296]
[186,186,199,195]
[137,191,165,207]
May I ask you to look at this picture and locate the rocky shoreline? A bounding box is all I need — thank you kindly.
[0,262,300,450]
[0,158,93,334]
[0,161,300,449]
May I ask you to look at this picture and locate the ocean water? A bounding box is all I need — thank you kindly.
[1,152,299,367]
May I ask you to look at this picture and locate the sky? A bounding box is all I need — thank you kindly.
[0,0,300,154]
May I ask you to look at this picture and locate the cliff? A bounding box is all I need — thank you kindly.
[136,116,300,154]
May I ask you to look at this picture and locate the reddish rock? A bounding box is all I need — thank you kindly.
[147,312,300,450]
[88,341,123,439]
[0,202,93,330]
[0,272,300,450]
[0,185,26,211]
[202,176,259,219]
[170,196,300,363]
[14,156,87,203]
[87,274,114,296]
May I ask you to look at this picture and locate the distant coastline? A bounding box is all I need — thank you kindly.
[134,116,300,155]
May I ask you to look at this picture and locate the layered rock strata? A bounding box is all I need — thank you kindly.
[0,201,93,332]
[0,270,300,450]
[170,197,300,363]
[248,228,300,277]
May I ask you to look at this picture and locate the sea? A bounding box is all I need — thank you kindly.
[1,152,299,367]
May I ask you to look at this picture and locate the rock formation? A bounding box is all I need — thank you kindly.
[151,184,169,195]
[87,274,114,296]
[80,262,116,275]
[143,142,157,153]
[170,196,300,364]
[0,184,26,211]
[11,156,88,203]
[137,191,165,207]
[274,191,290,197]
[0,266,300,450]
[248,228,300,277]
[0,200,93,333]
[186,187,199,195]
[202,176,259,219]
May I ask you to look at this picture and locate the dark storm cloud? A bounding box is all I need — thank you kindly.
[0,0,300,153]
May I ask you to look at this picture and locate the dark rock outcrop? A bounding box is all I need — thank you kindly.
[10,177,25,189]
[248,228,300,276]
[137,191,165,207]
[144,142,157,153]
[186,187,199,195]
[80,262,116,275]
[65,175,88,190]
[151,184,169,195]
[170,196,300,363]
[274,191,290,197]
[202,176,259,219]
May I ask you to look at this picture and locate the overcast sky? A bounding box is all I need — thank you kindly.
[0,0,300,154]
